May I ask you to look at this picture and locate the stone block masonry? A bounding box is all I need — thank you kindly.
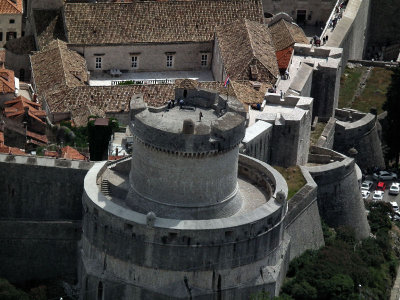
[305,146,370,239]
[0,154,93,283]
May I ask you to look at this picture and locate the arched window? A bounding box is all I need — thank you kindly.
[97,281,103,300]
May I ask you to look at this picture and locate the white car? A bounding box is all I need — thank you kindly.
[361,180,373,191]
[391,201,399,212]
[361,190,370,199]
[372,190,384,201]
[373,171,398,181]
[389,183,400,195]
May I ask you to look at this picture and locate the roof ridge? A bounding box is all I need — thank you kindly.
[244,19,257,60]
[282,19,296,46]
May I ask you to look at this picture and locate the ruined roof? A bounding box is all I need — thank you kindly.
[0,68,14,94]
[268,19,309,52]
[33,9,67,50]
[30,39,88,104]
[215,19,279,82]
[64,0,263,45]
[0,0,22,14]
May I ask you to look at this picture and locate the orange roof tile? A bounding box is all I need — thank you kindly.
[0,145,26,155]
[0,68,15,94]
[0,0,22,14]
[44,150,58,157]
[276,46,293,71]
[4,96,46,124]
[61,145,85,160]
[26,130,48,144]
[0,131,4,145]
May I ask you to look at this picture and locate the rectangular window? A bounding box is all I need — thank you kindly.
[9,19,15,24]
[201,54,208,66]
[166,55,173,68]
[95,57,102,69]
[0,33,3,41]
[131,56,138,69]
[6,32,16,41]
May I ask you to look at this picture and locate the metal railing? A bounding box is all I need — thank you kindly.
[111,79,175,86]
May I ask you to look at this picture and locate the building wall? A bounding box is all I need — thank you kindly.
[262,0,336,24]
[241,120,273,163]
[305,147,370,239]
[315,117,336,149]
[285,166,324,260]
[0,13,22,48]
[70,42,213,73]
[0,154,93,283]
[326,0,371,61]
[80,157,290,298]
[5,51,31,82]
[334,111,385,170]
[211,37,226,82]
[311,62,342,119]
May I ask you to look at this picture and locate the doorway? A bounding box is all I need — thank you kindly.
[297,10,307,24]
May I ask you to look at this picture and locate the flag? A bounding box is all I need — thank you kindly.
[224,76,230,88]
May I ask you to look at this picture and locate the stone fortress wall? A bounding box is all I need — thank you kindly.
[326,0,371,63]
[334,108,385,170]
[284,166,325,260]
[80,155,290,299]
[305,146,370,239]
[0,154,93,283]
[314,117,336,149]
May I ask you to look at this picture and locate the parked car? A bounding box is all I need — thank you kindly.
[391,201,399,212]
[361,180,373,191]
[373,191,384,201]
[361,190,370,199]
[392,211,400,221]
[389,182,400,195]
[376,182,386,191]
[373,171,398,181]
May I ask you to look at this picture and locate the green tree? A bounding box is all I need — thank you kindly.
[383,66,400,168]
[0,278,29,300]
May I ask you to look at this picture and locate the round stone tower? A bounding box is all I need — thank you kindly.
[80,87,290,299]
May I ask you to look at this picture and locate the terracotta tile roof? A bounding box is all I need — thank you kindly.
[276,46,294,71]
[0,145,26,155]
[4,96,45,124]
[0,131,4,145]
[0,68,14,94]
[30,39,88,104]
[231,80,269,106]
[26,130,48,144]
[44,150,58,157]
[33,9,67,50]
[61,145,85,160]
[5,35,36,54]
[215,19,279,83]
[108,155,126,161]
[268,19,309,52]
[0,0,22,14]
[64,0,263,45]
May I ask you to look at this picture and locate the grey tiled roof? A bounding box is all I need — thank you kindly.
[215,19,279,83]
[64,0,264,45]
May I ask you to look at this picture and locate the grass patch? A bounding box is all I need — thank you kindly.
[273,166,306,200]
[338,66,364,108]
[352,67,393,114]
[310,122,326,145]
